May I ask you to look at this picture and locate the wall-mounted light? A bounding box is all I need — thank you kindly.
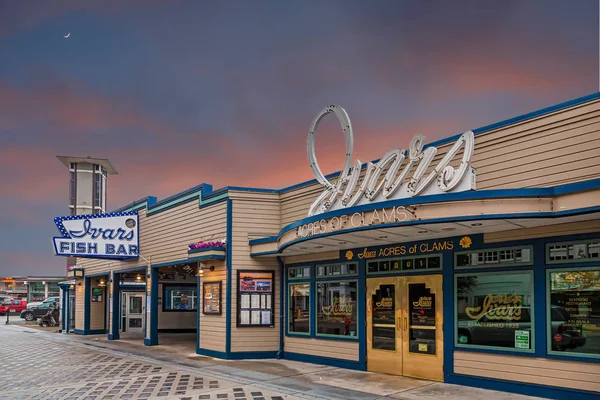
[99,279,106,287]
[69,284,74,290]
[198,265,215,275]
[136,274,142,281]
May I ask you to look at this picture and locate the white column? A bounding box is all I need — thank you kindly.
[44,282,49,299]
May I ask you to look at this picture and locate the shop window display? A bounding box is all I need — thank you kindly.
[289,283,310,334]
[548,268,600,358]
[456,271,534,351]
[316,281,357,337]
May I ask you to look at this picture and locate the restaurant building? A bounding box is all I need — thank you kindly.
[56,92,600,399]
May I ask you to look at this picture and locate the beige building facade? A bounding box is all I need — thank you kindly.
[60,92,600,400]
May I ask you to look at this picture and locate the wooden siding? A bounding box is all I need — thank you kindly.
[279,99,600,228]
[74,278,84,330]
[89,281,106,330]
[199,263,226,352]
[285,336,359,361]
[454,351,600,393]
[485,219,600,243]
[230,194,281,353]
[283,251,340,265]
[79,201,227,275]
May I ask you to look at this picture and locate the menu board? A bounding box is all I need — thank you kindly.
[203,281,222,315]
[92,287,103,302]
[237,270,274,327]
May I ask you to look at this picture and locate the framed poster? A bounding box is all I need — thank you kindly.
[237,270,274,327]
[202,281,222,315]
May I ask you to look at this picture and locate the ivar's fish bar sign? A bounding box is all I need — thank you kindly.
[52,212,139,260]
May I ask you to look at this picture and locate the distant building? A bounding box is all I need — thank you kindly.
[0,277,27,298]
[0,276,64,301]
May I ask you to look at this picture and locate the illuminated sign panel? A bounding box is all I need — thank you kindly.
[52,212,139,260]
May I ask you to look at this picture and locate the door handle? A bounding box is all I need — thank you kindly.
[396,317,401,331]
[404,317,408,331]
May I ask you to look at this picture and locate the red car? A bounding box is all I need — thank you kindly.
[0,299,28,315]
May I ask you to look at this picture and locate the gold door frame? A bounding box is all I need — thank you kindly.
[366,274,444,381]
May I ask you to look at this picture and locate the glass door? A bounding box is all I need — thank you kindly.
[367,277,402,374]
[401,275,443,381]
[125,293,144,333]
[366,275,443,381]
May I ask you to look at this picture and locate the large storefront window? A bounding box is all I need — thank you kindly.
[48,283,60,298]
[163,285,197,311]
[289,283,310,334]
[548,268,600,358]
[316,281,357,337]
[456,271,534,351]
[29,283,45,302]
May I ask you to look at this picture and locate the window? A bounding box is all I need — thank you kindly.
[94,172,103,207]
[69,170,76,206]
[316,263,357,277]
[548,268,600,358]
[316,281,358,337]
[547,239,600,264]
[455,271,534,351]
[289,283,310,334]
[288,266,310,279]
[29,282,45,302]
[368,255,441,274]
[163,285,197,311]
[455,246,533,268]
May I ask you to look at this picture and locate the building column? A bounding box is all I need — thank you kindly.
[83,277,91,333]
[44,282,49,299]
[144,266,158,346]
[108,271,120,340]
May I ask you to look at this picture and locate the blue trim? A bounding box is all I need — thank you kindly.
[74,329,107,335]
[195,348,278,360]
[250,251,279,257]
[85,272,110,278]
[110,265,147,274]
[146,183,213,216]
[445,374,600,400]
[277,257,285,359]
[188,246,226,254]
[109,272,120,340]
[284,352,366,370]
[443,249,455,376]
[249,236,278,245]
[357,259,366,366]
[225,198,233,355]
[84,277,90,332]
[188,254,225,262]
[196,274,200,350]
[145,268,159,346]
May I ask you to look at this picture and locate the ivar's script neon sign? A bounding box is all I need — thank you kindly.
[307,105,475,216]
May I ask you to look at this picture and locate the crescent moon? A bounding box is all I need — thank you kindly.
[63,33,70,38]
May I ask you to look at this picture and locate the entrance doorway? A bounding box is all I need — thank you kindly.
[122,292,145,334]
[366,274,443,381]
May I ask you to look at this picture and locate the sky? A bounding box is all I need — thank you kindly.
[0,0,598,277]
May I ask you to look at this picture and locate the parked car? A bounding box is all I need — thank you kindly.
[43,297,60,305]
[0,299,28,315]
[20,302,57,322]
[27,302,43,309]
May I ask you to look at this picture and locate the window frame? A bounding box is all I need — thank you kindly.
[454,270,535,354]
[287,282,311,336]
[315,279,359,340]
[315,262,358,278]
[454,245,534,270]
[546,265,600,360]
[162,283,198,312]
[367,254,442,275]
[288,265,311,280]
[546,239,600,265]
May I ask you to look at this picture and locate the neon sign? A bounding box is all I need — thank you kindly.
[307,105,476,216]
